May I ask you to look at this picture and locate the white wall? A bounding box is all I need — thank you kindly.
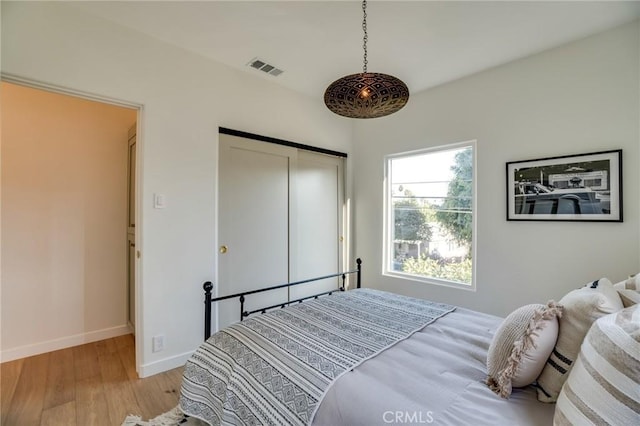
[353,21,640,317]
[0,2,352,375]
[1,83,137,360]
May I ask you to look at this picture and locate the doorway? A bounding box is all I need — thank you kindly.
[0,81,141,366]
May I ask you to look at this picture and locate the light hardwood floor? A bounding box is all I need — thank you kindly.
[1,334,184,426]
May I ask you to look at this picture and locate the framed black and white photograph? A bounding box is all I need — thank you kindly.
[506,150,622,222]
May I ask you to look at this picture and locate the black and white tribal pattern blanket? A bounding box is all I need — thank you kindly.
[179,288,455,426]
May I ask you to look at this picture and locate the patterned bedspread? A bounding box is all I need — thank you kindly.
[179,288,455,426]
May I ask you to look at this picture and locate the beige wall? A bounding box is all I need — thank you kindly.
[353,21,640,317]
[1,82,137,360]
[1,2,352,375]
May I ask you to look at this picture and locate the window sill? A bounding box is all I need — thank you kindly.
[383,270,476,292]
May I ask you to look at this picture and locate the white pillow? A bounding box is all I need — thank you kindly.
[487,301,562,398]
[536,278,623,402]
[554,304,640,425]
[613,274,640,307]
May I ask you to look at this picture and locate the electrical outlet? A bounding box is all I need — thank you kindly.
[152,335,165,353]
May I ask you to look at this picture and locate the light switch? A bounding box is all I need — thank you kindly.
[154,193,166,209]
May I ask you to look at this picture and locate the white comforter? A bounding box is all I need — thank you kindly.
[313,307,555,426]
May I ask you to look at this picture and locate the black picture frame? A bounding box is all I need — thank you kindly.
[506,149,622,222]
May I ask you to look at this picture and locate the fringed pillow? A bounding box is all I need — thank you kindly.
[536,278,624,403]
[487,301,563,398]
[554,304,640,425]
[613,274,640,307]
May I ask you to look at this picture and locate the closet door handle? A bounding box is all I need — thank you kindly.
[219,245,228,254]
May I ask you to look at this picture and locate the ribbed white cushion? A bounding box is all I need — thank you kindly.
[554,304,640,425]
[536,278,624,402]
[487,301,562,398]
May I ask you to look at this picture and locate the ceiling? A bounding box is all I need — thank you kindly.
[71,1,640,99]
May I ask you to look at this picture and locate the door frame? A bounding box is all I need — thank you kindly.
[1,73,145,374]
[219,127,348,158]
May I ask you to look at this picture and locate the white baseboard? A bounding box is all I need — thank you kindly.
[0,325,131,363]
[138,350,195,378]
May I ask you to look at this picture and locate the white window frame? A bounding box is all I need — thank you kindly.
[383,140,477,291]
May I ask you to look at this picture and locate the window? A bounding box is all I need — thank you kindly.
[384,142,475,289]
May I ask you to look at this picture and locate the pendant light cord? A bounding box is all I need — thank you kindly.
[362,0,368,73]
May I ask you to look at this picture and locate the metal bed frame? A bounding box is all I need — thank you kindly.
[203,258,362,340]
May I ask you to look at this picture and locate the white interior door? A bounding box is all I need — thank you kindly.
[127,125,136,329]
[290,151,344,300]
[217,134,295,330]
[127,234,135,328]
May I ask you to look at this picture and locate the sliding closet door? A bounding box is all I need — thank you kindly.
[290,151,344,300]
[217,134,295,330]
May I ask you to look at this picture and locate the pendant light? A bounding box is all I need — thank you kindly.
[324,0,409,119]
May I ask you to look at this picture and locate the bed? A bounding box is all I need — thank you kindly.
[179,259,556,425]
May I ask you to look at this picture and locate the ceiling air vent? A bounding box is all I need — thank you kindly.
[247,57,284,77]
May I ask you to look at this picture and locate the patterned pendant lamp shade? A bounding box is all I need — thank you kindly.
[324,72,410,119]
[324,0,410,119]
